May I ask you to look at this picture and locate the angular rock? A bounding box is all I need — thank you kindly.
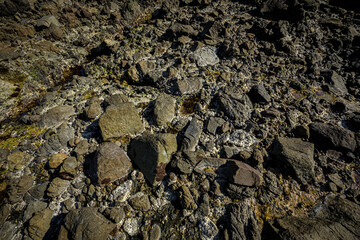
[227,202,261,240]
[49,153,67,169]
[180,185,197,210]
[39,126,75,155]
[182,118,203,151]
[248,83,271,104]
[59,157,78,180]
[23,200,48,222]
[62,207,116,240]
[105,93,128,106]
[194,46,220,67]
[153,93,176,126]
[123,217,140,237]
[28,208,53,240]
[129,133,177,185]
[99,102,144,141]
[0,204,10,226]
[74,140,89,155]
[93,142,132,186]
[38,105,75,129]
[199,217,218,240]
[85,97,102,119]
[206,117,225,135]
[272,137,315,184]
[324,71,348,95]
[309,122,356,151]
[7,151,33,171]
[36,15,61,29]
[8,175,34,203]
[112,180,133,202]
[104,207,125,224]
[129,192,151,211]
[169,151,198,174]
[47,177,69,198]
[264,195,360,240]
[150,224,162,240]
[176,78,202,95]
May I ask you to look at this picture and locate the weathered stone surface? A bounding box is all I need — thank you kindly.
[8,175,34,203]
[129,133,177,185]
[194,46,220,67]
[309,122,356,151]
[99,102,144,140]
[59,157,78,180]
[7,151,33,171]
[38,105,75,129]
[272,137,315,184]
[47,177,69,198]
[180,185,197,210]
[206,117,225,135]
[49,153,67,169]
[182,118,203,151]
[62,207,116,240]
[28,208,53,240]
[85,97,102,119]
[153,93,176,126]
[93,142,132,186]
[195,157,262,187]
[150,224,161,240]
[36,15,61,29]
[105,93,128,106]
[248,83,271,104]
[199,217,218,240]
[39,126,75,155]
[324,71,348,95]
[74,140,89,155]
[23,200,48,222]
[227,202,261,240]
[264,195,360,240]
[170,151,198,174]
[129,192,151,211]
[176,78,202,95]
[103,207,125,224]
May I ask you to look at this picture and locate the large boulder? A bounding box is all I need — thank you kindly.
[27,208,53,240]
[309,122,356,151]
[272,137,315,184]
[99,102,144,141]
[263,195,360,239]
[129,133,177,185]
[59,208,116,240]
[93,142,132,186]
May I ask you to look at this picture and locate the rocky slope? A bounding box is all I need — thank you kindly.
[0,0,360,239]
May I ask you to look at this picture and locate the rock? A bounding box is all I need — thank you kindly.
[169,151,198,174]
[0,148,10,163]
[27,208,53,240]
[137,61,156,75]
[104,207,125,224]
[36,15,61,29]
[129,192,151,211]
[292,125,310,139]
[0,204,10,226]
[182,118,203,151]
[123,217,140,237]
[40,126,75,155]
[169,22,198,38]
[47,177,69,198]
[93,142,132,186]
[0,0,31,16]
[74,140,89,155]
[323,71,348,95]
[62,207,116,240]
[309,122,356,151]
[85,97,102,119]
[153,93,176,126]
[215,86,253,123]
[59,157,78,180]
[150,224,161,240]
[23,200,48,222]
[227,202,261,240]
[264,195,360,239]
[112,180,133,202]
[105,93,128,106]
[7,151,33,171]
[193,46,220,67]
[179,185,197,210]
[28,182,48,200]
[0,222,18,239]
[122,0,142,22]
[129,133,177,185]
[176,78,202,95]
[8,175,34,203]
[127,66,139,83]
[99,102,144,141]
[272,137,315,184]
[49,153,67,169]
[38,106,75,129]
[195,157,262,187]
[206,117,225,135]
[199,217,218,240]
[248,83,271,104]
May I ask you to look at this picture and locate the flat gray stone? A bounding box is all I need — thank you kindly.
[38,105,75,129]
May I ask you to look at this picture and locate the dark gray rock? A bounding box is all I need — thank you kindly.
[38,106,74,129]
[272,137,315,184]
[264,195,360,240]
[59,157,78,180]
[248,83,271,104]
[61,207,116,240]
[28,182,48,200]
[8,175,34,203]
[227,202,261,240]
[199,217,218,240]
[309,122,356,151]
[182,118,203,151]
[0,0,31,16]
[85,97,102,119]
[23,200,48,222]
[323,71,348,95]
[40,126,75,155]
[99,102,144,141]
[27,208,53,240]
[153,93,176,126]
[206,117,225,135]
[129,133,177,185]
[169,151,198,174]
[93,142,132,186]
[105,93,128,106]
[0,204,10,226]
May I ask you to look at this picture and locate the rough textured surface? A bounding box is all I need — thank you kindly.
[153,93,176,126]
[93,142,132,186]
[28,208,53,240]
[99,102,144,140]
[38,106,75,129]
